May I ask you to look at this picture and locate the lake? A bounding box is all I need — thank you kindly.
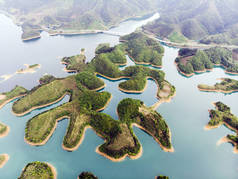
[0,13,238,179]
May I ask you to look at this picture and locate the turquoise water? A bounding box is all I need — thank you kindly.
[0,13,238,179]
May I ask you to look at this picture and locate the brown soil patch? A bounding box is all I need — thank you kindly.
[159,83,171,98]
[180,56,193,65]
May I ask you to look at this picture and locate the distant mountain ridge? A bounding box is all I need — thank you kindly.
[0,0,160,40]
[143,0,238,45]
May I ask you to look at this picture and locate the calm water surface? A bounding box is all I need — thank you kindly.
[0,13,238,179]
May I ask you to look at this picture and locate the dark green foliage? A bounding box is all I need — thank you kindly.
[78,91,111,111]
[121,32,164,66]
[227,134,238,144]
[117,98,142,123]
[176,47,238,75]
[90,54,122,78]
[78,172,98,179]
[18,161,54,179]
[95,43,114,54]
[119,65,165,91]
[157,176,169,179]
[75,72,104,90]
[90,112,121,139]
[178,48,197,57]
[178,62,194,74]
[205,47,232,65]
[215,102,231,113]
[208,102,238,131]
[102,45,127,64]
[39,75,56,85]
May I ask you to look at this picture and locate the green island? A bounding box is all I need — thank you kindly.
[18,161,56,179]
[143,0,238,45]
[206,102,238,153]
[0,85,28,109]
[60,33,173,96]
[16,64,41,74]
[198,78,238,93]
[156,176,169,179]
[0,122,9,137]
[61,49,86,72]
[175,47,238,77]
[0,154,9,168]
[1,32,175,161]
[120,32,164,67]
[78,172,98,179]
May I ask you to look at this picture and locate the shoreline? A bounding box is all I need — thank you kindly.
[25,94,111,147]
[217,136,238,154]
[62,126,91,151]
[92,83,106,91]
[127,54,162,68]
[46,163,57,179]
[12,92,69,117]
[205,104,238,133]
[95,143,143,162]
[175,61,238,77]
[132,123,174,152]
[25,116,69,146]
[16,64,41,74]
[0,154,9,168]
[96,95,112,112]
[0,125,10,138]
[118,77,149,94]
[22,35,41,42]
[0,94,26,110]
[152,91,176,110]
[174,61,212,77]
[198,87,238,94]
[96,72,176,103]
[95,72,130,81]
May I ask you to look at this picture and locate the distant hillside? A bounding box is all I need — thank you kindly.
[0,0,160,40]
[143,0,238,45]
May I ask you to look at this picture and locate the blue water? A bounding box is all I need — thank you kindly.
[0,13,238,179]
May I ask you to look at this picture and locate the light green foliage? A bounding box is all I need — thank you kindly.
[0,122,7,135]
[168,31,187,43]
[0,86,28,107]
[198,78,238,92]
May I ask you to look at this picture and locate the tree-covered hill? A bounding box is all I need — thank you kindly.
[0,0,160,40]
[143,0,238,45]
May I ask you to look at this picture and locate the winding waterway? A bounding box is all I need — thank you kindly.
[0,13,238,179]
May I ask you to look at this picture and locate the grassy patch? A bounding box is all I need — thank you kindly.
[0,86,28,107]
[12,78,75,114]
[198,78,238,92]
[168,31,187,43]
